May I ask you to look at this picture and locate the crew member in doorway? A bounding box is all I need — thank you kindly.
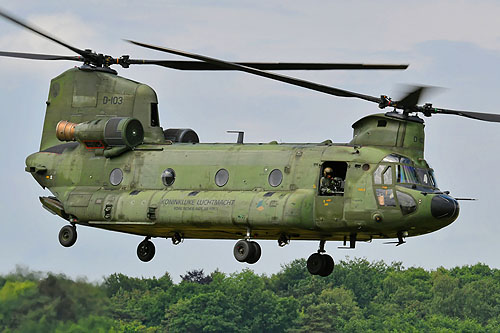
[321,167,345,195]
[321,167,335,195]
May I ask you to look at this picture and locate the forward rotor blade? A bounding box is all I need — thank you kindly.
[428,107,500,122]
[0,9,87,58]
[0,50,82,61]
[127,40,382,104]
[129,60,408,71]
[0,51,406,72]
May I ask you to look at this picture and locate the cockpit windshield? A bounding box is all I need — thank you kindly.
[397,165,419,184]
[415,168,438,187]
[379,154,438,188]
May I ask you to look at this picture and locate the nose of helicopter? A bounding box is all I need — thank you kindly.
[431,194,459,220]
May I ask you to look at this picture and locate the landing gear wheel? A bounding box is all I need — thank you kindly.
[307,253,324,275]
[137,239,155,262]
[307,253,334,276]
[58,225,77,247]
[319,254,334,277]
[246,241,261,264]
[233,240,252,262]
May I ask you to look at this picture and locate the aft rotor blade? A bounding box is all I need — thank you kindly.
[0,50,82,61]
[397,86,426,109]
[0,9,87,58]
[428,107,500,122]
[127,40,382,104]
[129,60,408,71]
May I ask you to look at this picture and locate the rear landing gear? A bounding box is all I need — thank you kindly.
[307,240,334,277]
[58,225,77,247]
[307,253,334,276]
[137,237,155,262]
[233,240,261,264]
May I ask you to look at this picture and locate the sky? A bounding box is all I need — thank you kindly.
[1,1,500,282]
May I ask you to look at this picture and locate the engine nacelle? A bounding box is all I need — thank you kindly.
[56,117,144,149]
[163,128,199,143]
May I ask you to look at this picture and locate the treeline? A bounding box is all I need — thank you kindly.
[1,258,499,332]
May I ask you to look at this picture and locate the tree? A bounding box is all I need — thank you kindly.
[295,287,361,332]
[0,260,498,332]
[103,272,173,297]
[371,267,431,318]
[330,258,394,308]
[180,269,213,285]
[461,278,500,324]
[165,270,298,332]
[430,269,463,319]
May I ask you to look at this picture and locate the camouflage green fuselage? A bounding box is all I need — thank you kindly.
[25,68,459,243]
[26,141,457,242]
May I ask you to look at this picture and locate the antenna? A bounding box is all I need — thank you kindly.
[227,131,244,144]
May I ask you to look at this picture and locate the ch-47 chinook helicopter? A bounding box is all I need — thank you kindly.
[3,11,500,278]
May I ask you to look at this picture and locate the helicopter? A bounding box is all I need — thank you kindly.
[2,10,500,278]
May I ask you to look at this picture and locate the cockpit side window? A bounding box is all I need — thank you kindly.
[374,165,393,185]
[383,166,393,184]
[374,165,384,184]
[376,189,396,207]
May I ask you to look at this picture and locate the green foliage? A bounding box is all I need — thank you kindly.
[0,258,499,332]
[103,272,173,297]
[164,270,298,332]
[0,280,37,302]
[294,287,361,332]
[329,257,399,308]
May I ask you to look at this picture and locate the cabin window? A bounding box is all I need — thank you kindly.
[319,162,347,196]
[109,168,123,186]
[162,168,176,186]
[151,103,159,127]
[215,169,229,187]
[268,169,283,187]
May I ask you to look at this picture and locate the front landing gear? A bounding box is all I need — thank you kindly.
[233,240,261,264]
[58,225,77,247]
[307,240,334,277]
[137,238,155,262]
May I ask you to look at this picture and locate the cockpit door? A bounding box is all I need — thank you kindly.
[373,165,398,208]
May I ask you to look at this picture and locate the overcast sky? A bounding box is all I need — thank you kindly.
[1,1,500,282]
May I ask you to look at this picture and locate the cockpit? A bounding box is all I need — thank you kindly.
[373,153,440,216]
[374,154,438,190]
